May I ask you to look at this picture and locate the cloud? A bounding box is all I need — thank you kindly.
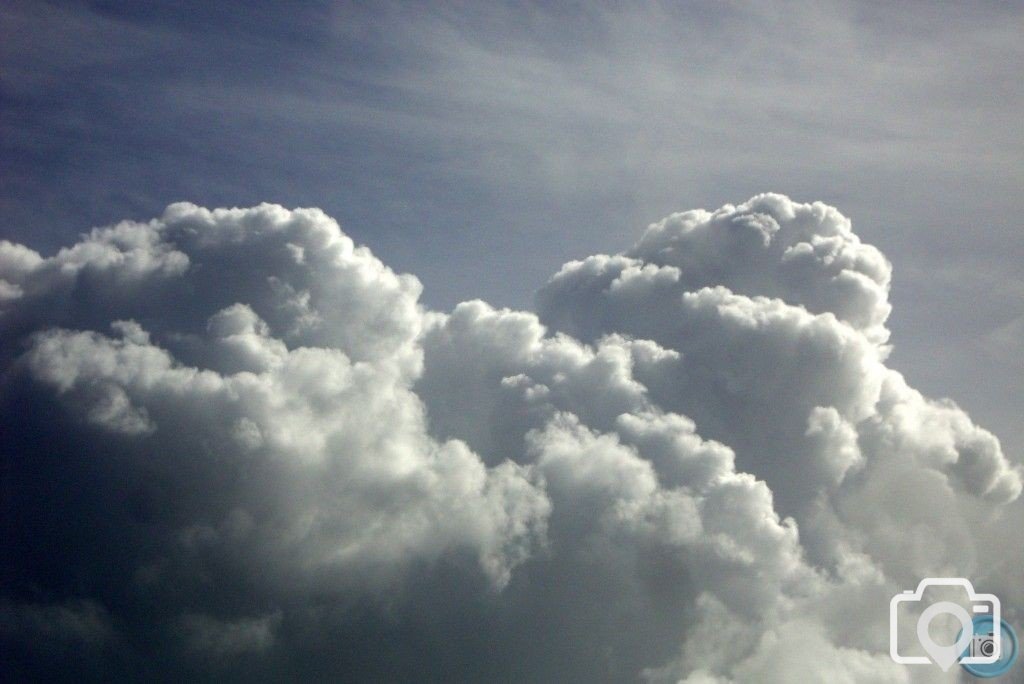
[0,599,113,646]
[178,611,282,657]
[1,196,1021,681]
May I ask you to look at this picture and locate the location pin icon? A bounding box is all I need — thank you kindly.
[917,601,974,671]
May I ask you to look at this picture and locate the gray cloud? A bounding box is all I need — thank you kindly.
[1,197,1021,682]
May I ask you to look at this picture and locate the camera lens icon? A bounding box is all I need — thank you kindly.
[960,616,1019,678]
[890,578,1003,672]
[972,633,997,658]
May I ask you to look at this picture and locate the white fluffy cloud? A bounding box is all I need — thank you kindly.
[1,196,1021,681]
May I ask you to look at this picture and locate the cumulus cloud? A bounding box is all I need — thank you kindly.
[1,196,1021,681]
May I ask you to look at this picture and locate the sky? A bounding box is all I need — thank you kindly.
[1,1,1023,682]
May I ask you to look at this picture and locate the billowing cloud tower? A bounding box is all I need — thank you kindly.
[1,196,1020,682]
